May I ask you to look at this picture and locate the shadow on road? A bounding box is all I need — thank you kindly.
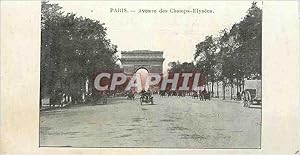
[141,104,158,106]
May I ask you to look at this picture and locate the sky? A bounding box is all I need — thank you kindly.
[53,1,262,73]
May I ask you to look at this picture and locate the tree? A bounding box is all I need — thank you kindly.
[40,1,119,106]
[194,2,262,100]
[235,2,262,79]
[194,36,217,96]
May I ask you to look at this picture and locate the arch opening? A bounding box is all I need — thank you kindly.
[135,68,149,92]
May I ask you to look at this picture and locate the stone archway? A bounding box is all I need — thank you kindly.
[120,50,165,74]
[134,66,150,73]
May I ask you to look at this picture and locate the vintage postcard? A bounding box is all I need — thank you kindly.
[1,0,300,155]
[39,1,262,148]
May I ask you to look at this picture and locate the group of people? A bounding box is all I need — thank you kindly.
[100,88,211,103]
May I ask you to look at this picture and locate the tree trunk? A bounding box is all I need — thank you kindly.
[211,80,214,97]
[242,79,245,91]
[236,79,239,96]
[216,81,219,98]
[211,81,214,97]
[222,79,226,100]
[239,78,242,92]
[230,80,233,100]
[206,83,209,91]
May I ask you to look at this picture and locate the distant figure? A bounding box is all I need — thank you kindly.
[141,89,146,98]
[200,89,207,101]
[192,91,198,99]
[126,90,135,100]
[146,89,152,100]
[102,89,109,104]
[202,88,207,94]
[159,90,166,97]
[177,90,184,97]
[237,91,241,100]
[167,91,172,97]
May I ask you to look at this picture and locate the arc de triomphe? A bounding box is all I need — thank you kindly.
[120,50,165,74]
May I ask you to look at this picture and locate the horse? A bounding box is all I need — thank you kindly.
[159,90,166,97]
[126,91,135,100]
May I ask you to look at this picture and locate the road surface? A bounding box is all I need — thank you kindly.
[40,95,261,148]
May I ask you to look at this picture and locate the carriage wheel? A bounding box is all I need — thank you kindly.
[243,98,248,107]
[243,100,249,107]
[248,101,253,108]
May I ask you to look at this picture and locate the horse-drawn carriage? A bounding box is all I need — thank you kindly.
[140,95,154,105]
[242,80,262,108]
[191,90,211,101]
[140,90,153,105]
[191,90,210,101]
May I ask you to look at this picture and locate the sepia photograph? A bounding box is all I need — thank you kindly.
[39,1,262,148]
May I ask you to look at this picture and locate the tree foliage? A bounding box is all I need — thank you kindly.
[194,2,262,95]
[168,61,198,73]
[40,1,119,104]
